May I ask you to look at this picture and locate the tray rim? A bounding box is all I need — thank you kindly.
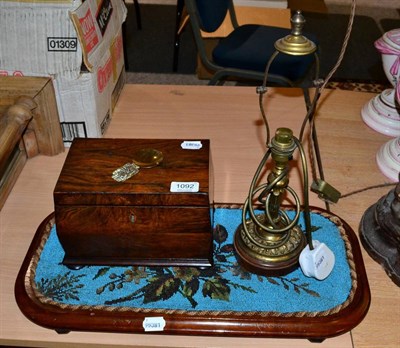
[14,204,371,340]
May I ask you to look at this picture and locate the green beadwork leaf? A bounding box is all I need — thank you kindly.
[304,288,320,298]
[266,277,279,285]
[93,267,110,280]
[142,275,182,304]
[173,267,200,282]
[311,225,322,233]
[182,278,200,308]
[96,285,105,295]
[182,278,200,298]
[90,221,323,308]
[36,271,85,302]
[124,267,149,284]
[202,277,230,301]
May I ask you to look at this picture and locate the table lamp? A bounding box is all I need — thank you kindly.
[234,5,356,277]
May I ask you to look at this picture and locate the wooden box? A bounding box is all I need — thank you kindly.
[54,138,213,268]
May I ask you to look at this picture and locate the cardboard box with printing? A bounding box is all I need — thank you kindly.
[0,0,127,143]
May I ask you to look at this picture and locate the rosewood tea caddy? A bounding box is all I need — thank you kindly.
[54,138,213,268]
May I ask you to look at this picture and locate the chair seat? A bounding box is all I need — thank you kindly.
[213,24,317,82]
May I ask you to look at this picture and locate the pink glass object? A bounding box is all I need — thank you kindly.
[361,29,400,137]
[374,29,400,182]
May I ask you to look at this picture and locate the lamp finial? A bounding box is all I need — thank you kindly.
[274,10,317,56]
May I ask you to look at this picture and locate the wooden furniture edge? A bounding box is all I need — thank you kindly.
[0,76,64,156]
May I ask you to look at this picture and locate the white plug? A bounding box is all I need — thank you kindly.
[299,240,335,280]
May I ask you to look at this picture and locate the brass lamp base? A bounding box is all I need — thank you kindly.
[234,216,307,276]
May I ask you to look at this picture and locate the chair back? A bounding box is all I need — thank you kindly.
[194,0,231,33]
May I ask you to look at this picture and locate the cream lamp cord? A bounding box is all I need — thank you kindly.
[247,0,356,251]
[259,0,356,144]
[258,0,395,200]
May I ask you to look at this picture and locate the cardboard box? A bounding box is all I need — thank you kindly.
[0,0,127,143]
[54,28,126,143]
[0,0,126,77]
[0,0,83,79]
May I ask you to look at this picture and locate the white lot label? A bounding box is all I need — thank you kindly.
[181,140,202,150]
[142,317,166,332]
[170,181,199,193]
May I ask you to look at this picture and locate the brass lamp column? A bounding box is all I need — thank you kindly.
[234,128,306,275]
[234,11,317,275]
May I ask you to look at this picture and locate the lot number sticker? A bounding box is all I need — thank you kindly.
[170,182,199,193]
[142,317,166,332]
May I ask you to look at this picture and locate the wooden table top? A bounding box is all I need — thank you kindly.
[1,84,399,348]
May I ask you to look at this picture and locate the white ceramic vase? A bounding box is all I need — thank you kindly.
[361,29,400,182]
[361,29,400,136]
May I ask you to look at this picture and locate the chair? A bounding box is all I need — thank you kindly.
[122,0,142,71]
[173,0,186,72]
[185,0,318,86]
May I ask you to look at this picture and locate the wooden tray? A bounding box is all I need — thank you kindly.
[15,206,370,342]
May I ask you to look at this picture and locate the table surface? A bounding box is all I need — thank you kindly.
[1,84,399,348]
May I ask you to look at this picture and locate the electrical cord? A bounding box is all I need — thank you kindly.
[248,1,359,251]
[257,0,362,202]
[340,182,397,199]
